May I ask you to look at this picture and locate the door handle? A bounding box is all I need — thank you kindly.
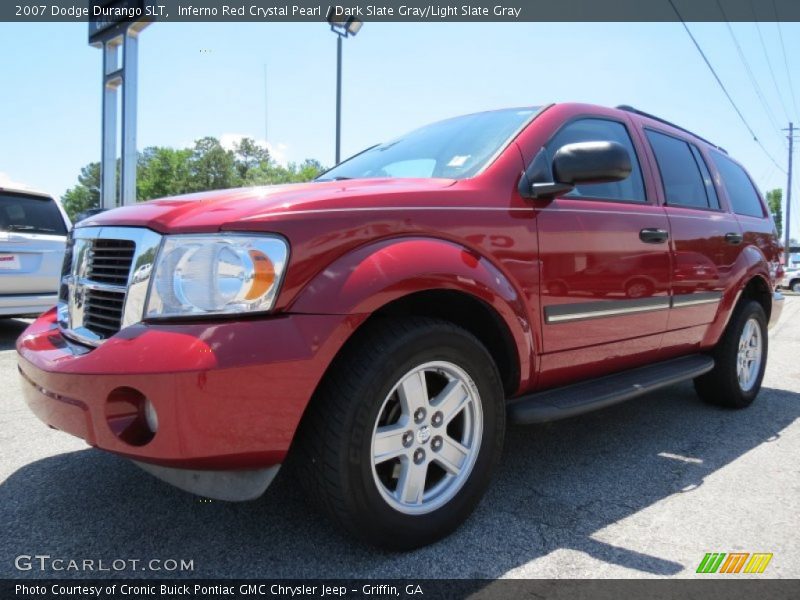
[725,232,743,245]
[639,228,669,244]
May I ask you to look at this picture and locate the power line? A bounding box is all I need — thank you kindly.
[751,0,792,123]
[667,0,786,174]
[774,0,800,123]
[716,0,783,142]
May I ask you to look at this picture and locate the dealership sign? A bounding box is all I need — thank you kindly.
[88,0,156,45]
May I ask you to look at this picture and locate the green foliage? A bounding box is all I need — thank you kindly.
[60,137,326,221]
[62,162,101,222]
[137,147,193,200]
[766,188,783,236]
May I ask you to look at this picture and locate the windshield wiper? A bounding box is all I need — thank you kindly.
[316,176,353,182]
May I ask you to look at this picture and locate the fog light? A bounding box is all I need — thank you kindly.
[144,399,159,433]
[105,387,156,446]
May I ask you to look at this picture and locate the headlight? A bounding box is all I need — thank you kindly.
[145,234,289,319]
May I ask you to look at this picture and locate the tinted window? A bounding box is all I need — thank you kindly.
[646,130,714,210]
[690,146,720,209]
[0,193,67,235]
[548,118,646,202]
[319,107,542,181]
[710,150,765,217]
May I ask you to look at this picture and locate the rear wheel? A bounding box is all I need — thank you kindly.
[293,318,505,550]
[694,300,767,408]
[791,280,800,293]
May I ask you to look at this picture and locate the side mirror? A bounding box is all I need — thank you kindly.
[553,141,632,185]
[519,141,632,200]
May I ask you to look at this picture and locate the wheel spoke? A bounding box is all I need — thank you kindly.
[396,459,428,504]
[434,437,469,475]
[397,371,428,415]
[432,379,469,423]
[373,424,409,463]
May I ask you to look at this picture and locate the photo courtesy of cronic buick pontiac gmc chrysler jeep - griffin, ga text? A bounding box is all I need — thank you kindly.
[16,103,784,549]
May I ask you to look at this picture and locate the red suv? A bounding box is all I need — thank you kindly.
[17,103,784,549]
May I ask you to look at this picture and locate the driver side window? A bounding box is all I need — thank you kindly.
[548,118,646,202]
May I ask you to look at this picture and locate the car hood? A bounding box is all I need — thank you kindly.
[79,178,457,233]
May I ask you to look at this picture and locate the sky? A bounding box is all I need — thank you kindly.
[0,20,799,238]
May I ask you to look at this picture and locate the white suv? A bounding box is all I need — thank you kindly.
[0,188,71,317]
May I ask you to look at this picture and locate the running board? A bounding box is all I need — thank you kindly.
[507,354,714,424]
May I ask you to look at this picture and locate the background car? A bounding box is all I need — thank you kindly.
[781,267,800,293]
[0,187,70,318]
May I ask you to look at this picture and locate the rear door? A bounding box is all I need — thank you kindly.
[0,192,69,294]
[535,117,672,355]
[709,149,782,282]
[639,129,740,337]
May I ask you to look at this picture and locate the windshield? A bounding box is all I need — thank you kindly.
[0,193,67,235]
[318,107,542,181]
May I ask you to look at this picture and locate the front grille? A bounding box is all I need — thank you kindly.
[59,226,161,347]
[87,238,135,286]
[76,238,136,340]
[84,288,127,337]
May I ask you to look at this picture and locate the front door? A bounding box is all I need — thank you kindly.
[535,117,672,369]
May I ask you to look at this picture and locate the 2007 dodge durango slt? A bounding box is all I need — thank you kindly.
[17,103,784,549]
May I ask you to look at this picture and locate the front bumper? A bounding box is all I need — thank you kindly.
[17,309,360,477]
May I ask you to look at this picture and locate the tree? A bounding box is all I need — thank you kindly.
[137,146,193,200]
[186,137,239,192]
[766,188,783,237]
[233,138,270,181]
[60,137,326,221]
[62,162,101,221]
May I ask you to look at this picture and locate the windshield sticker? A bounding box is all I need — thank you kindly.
[447,155,470,168]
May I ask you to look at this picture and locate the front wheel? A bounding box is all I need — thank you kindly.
[293,318,505,550]
[694,300,768,408]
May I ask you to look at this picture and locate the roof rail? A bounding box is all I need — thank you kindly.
[616,105,728,154]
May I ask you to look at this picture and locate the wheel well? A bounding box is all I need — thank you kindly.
[740,276,772,321]
[363,290,521,397]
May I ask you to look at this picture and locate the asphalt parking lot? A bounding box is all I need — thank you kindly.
[1,298,799,580]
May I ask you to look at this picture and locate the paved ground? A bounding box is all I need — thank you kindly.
[1,298,799,579]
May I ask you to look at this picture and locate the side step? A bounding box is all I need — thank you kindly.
[507,354,714,424]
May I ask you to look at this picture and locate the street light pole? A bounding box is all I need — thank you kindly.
[326,11,362,165]
[335,35,342,164]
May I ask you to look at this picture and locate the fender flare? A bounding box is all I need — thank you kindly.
[289,236,535,388]
[703,245,773,347]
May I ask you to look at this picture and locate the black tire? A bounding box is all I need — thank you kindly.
[292,317,505,550]
[791,280,800,293]
[694,300,768,408]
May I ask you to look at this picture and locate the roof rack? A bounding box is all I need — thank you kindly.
[616,105,728,154]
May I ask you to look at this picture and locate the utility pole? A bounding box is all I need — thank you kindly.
[264,63,269,148]
[784,123,797,266]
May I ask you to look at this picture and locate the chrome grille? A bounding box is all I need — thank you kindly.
[87,239,135,286]
[83,288,127,336]
[58,226,162,347]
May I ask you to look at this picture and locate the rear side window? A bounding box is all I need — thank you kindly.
[0,193,67,235]
[710,150,765,217]
[547,118,646,202]
[645,130,717,210]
